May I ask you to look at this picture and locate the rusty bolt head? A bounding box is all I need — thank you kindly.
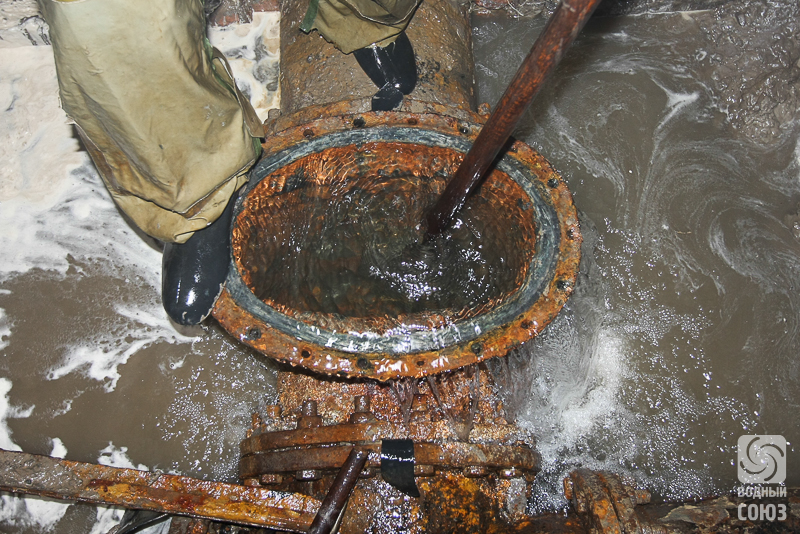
[499,467,522,479]
[265,404,281,420]
[251,412,263,428]
[259,474,283,485]
[298,400,323,428]
[296,469,321,481]
[633,489,651,505]
[242,478,260,487]
[463,466,489,478]
[563,477,574,500]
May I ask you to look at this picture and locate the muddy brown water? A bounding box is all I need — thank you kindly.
[475,7,800,510]
[0,5,798,532]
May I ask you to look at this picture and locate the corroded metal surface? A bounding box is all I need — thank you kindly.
[239,394,539,481]
[238,380,538,533]
[0,448,320,533]
[564,468,663,534]
[280,0,475,115]
[212,111,581,380]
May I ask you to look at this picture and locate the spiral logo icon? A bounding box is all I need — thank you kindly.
[738,435,786,484]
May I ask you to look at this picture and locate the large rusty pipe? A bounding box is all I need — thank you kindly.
[425,0,603,236]
[0,448,319,533]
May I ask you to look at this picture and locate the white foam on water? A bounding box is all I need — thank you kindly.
[46,305,199,392]
[208,11,280,121]
[0,380,71,531]
[0,378,23,452]
[97,442,149,471]
[0,307,10,352]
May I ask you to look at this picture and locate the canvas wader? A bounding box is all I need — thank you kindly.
[300,0,422,53]
[300,0,421,111]
[39,0,263,244]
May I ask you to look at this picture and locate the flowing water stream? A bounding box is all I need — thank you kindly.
[475,8,800,510]
[0,3,798,531]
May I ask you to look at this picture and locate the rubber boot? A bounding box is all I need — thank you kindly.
[353,32,417,111]
[161,197,236,325]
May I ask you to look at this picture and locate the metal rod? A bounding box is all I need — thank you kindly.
[424,0,603,237]
[0,448,319,533]
[308,447,369,534]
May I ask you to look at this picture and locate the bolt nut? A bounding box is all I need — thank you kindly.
[265,404,281,420]
[633,489,651,505]
[296,469,321,481]
[499,467,521,479]
[563,477,574,500]
[349,395,376,424]
[260,474,283,485]
[251,412,263,429]
[298,399,323,428]
[463,466,489,478]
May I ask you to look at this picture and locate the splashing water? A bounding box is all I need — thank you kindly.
[477,11,799,511]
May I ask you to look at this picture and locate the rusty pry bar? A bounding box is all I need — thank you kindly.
[0,448,319,533]
[307,447,369,534]
[425,0,603,237]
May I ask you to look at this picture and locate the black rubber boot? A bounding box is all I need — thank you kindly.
[161,197,237,325]
[353,32,417,111]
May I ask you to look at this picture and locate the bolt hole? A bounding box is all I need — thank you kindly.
[301,350,311,358]
[247,327,261,340]
[556,279,570,291]
[547,178,559,188]
[407,117,418,125]
[303,129,314,138]
[458,124,470,135]
[471,343,482,355]
[567,227,576,240]
[353,117,366,128]
[357,357,371,370]
[416,359,425,367]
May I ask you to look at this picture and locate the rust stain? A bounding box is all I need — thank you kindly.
[0,449,319,533]
[213,111,582,381]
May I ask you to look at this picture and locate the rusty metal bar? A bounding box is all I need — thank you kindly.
[307,447,369,534]
[0,448,319,533]
[425,0,603,236]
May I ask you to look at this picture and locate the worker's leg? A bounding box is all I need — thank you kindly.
[39,0,263,324]
[300,0,419,110]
